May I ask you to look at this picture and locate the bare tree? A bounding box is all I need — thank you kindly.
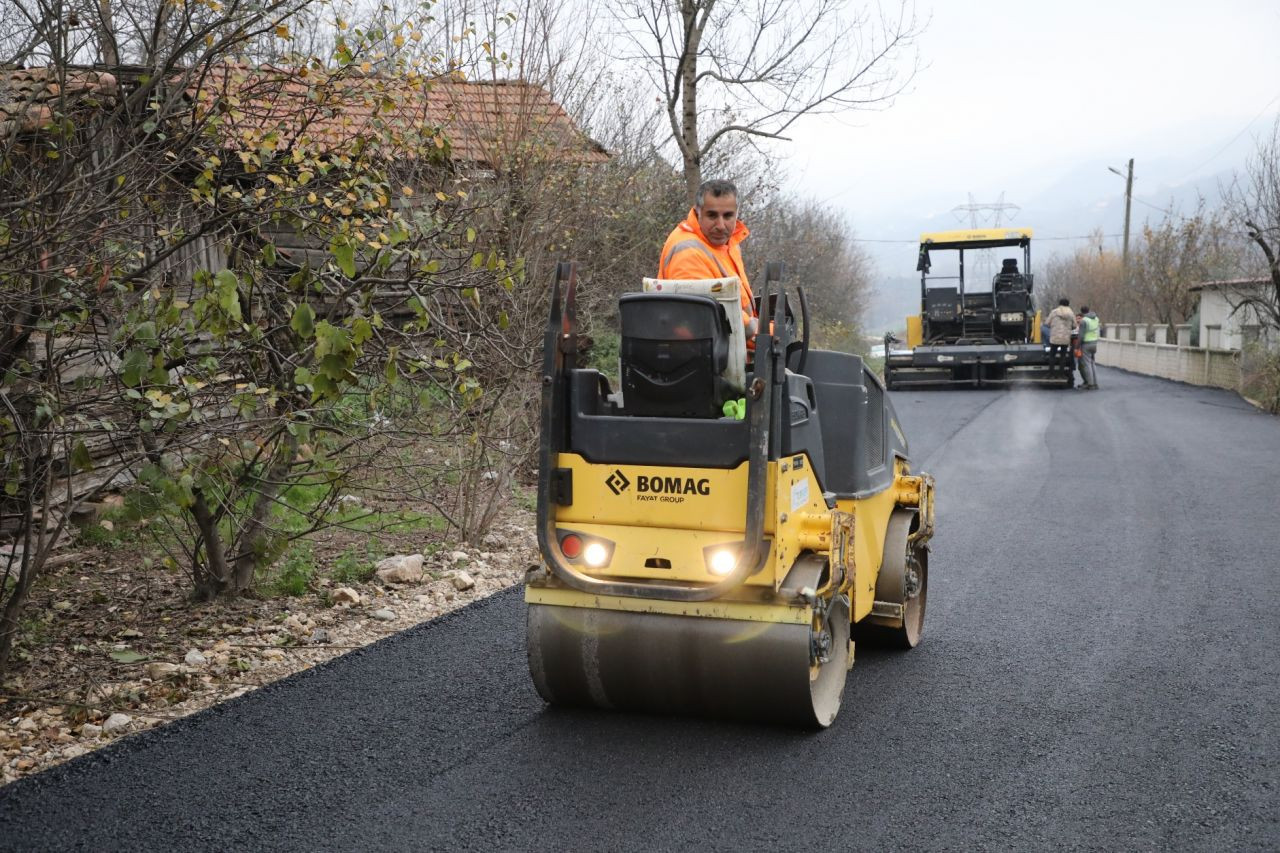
[615,0,922,201]
[1219,118,1280,410]
[748,194,874,349]
[1224,118,1280,333]
[1127,200,1241,327]
[1039,233,1130,321]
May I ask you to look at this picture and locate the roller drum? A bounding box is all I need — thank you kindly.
[527,599,849,728]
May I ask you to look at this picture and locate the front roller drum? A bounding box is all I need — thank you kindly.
[528,597,849,728]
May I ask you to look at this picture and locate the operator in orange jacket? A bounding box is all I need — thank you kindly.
[657,179,758,339]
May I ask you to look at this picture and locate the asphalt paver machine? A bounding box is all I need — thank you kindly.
[883,228,1072,389]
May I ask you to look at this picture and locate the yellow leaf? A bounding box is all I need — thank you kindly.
[393,34,405,48]
[275,24,289,38]
[435,191,448,202]
[401,186,414,196]
[266,173,284,185]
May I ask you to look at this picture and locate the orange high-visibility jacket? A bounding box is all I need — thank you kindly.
[657,208,754,329]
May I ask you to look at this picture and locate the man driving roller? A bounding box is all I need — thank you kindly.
[657,179,758,338]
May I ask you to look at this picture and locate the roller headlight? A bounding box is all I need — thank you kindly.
[1000,312,1025,323]
[708,549,737,576]
[583,542,610,567]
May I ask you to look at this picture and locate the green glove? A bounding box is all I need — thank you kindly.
[722,398,746,420]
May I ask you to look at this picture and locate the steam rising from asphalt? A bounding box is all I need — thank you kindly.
[1002,389,1051,456]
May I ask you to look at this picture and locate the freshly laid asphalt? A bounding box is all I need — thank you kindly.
[2,366,1277,851]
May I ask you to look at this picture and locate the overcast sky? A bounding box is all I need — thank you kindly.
[783,0,1280,245]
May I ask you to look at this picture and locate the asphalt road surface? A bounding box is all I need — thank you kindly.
[3,367,1277,851]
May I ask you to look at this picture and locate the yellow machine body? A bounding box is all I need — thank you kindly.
[906,312,926,348]
[528,452,928,615]
[525,451,934,725]
[528,262,935,727]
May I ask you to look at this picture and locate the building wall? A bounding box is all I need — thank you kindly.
[1197,286,1272,352]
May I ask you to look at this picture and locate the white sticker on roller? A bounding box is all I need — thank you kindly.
[790,479,810,512]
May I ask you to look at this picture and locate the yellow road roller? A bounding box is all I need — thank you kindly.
[526,262,935,727]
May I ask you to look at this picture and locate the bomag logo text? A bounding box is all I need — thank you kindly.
[632,475,711,503]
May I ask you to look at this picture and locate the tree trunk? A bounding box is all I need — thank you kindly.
[680,1,703,204]
[228,431,297,593]
[191,488,231,601]
[0,431,52,677]
[95,0,120,66]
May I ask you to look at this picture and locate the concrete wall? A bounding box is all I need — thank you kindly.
[1098,324,1241,390]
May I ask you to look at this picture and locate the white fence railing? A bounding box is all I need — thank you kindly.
[1097,323,1241,390]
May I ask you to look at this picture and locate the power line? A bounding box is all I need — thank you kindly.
[1175,91,1280,182]
[1131,197,1174,216]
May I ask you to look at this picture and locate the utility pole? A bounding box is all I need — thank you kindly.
[1109,158,1134,269]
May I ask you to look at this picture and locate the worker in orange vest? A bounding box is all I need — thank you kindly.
[657,179,757,339]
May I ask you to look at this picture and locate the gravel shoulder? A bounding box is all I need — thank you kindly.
[0,507,537,786]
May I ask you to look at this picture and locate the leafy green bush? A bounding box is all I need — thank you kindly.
[331,542,381,585]
[262,544,316,598]
[586,330,621,382]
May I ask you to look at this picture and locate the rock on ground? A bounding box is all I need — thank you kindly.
[331,587,361,605]
[102,713,132,735]
[374,554,425,584]
[144,662,180,681]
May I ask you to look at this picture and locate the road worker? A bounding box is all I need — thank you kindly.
[1077,306,1101,389]
[658,179,757,338]
[1046,297,1077,385]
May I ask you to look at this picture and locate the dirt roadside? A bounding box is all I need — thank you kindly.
[0,506,539,786]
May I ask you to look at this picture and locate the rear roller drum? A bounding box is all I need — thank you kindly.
[857,508,927,649]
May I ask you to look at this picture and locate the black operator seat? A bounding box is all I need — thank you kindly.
[993,257,1024,291]
[618,292,734,418]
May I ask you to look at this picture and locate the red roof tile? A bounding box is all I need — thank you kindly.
[0,67,119,138]
[193,64,607,167]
